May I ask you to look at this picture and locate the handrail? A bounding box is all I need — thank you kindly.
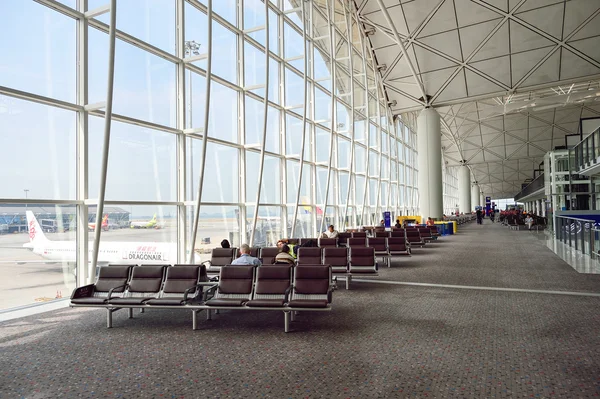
[514,172,545,201]
[572,126,600,171]
[554,214,598,256]
[555,215,597,223]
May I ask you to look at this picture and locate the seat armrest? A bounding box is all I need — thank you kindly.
[201,260,212,268]
[284,286,291,302]
[71,284,95,299]
[182,285,200,301]
[108,284,128,299]
[202,284,219,301]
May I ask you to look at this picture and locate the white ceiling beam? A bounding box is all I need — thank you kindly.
[472,0,600,70]
[375,0,428,104]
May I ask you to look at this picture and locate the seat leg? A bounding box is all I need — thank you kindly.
[140,308,145,314]
[215,309,220,315]
[106,308,113,328]
[206,309,212,321]
[128,308,133,319]
[291,311,296,322]
[346,275,351,290]
[192,310,198,330]
[284,312,290,333]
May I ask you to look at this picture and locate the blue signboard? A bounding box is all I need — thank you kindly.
[485,196,491,213]
[383,211,391,228]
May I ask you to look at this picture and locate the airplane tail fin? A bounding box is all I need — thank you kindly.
[26,211,49,245]
[151,214,157,222]
[102,214,108,226]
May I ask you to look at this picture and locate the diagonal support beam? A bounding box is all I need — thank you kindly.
[375,0,428,104]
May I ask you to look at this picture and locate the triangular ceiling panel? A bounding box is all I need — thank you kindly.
[516,0,565,14]
[418,30,463,61]
[401,0,442,35]
[534,139,553,151]
[386,53,414,80]
[471,55,511,87]
[508,0,522,13]
[569,10,600,41]
[521,48,560,87]
[510,46,554,85]
[420,67,459,96]
[484,149,504,161]
[504,133,524,145]
[505,143,524,158]
[531,110,556,124]
[458,19,502,60]
[465,69,506,96]
[413,45,458,73]
[515,2,564,41]
[563,0,600,39]
[418,0,458,38]
[509,20,555,54]
[560,49,600,80]
[363,0,600,198]
[436,70,468,102]
[386,78,424,99]
[471,20,510,62]
[481,0,509,13]
[481,116,504,131]
[528,126,552,140]
[528,145,546,157]
[386,5,410,37]
[568,37,600,65]
[481,133,503,146]
[454,0,504,26]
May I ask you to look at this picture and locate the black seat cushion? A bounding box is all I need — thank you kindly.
[71,297,109,305]
[109,297,155,305]
[288,299,328,308]
[245,299,285,307]
[145,298,186,306]
[205,298,246,307]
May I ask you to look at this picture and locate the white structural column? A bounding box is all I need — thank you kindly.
[480,193,485,208]
[417,108,443,219]
[458,166,471,214]
[471,183,480,210]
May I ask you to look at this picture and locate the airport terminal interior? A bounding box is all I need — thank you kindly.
[1,0,600,397]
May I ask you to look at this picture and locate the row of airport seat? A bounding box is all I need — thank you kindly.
[206,246,381,289]
[70,264,332,332]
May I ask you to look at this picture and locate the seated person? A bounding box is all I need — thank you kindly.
[321,224,339,239]
[274,244,296,264]
[394,220,402,228]
[277,239,297,259]
[379,219,385,227]
[220,239,231,249]
[231,244,261,266]
[524,215,534,230]
[426,217,435,226]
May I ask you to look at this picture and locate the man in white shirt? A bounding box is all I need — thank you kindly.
[524,215,534,230]
[322,225,339,239]
[231,244,262,266]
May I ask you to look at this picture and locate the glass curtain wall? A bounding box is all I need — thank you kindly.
[443,164,460,215]
[0,0,421,309]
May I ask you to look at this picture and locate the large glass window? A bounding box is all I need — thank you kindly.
[0,97,76,200]
[0,0,416,311]
[0,2,76,102]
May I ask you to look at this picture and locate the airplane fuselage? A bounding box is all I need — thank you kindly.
[30,241,178,264]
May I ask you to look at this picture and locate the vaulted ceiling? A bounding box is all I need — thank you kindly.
[357,0,600,197]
